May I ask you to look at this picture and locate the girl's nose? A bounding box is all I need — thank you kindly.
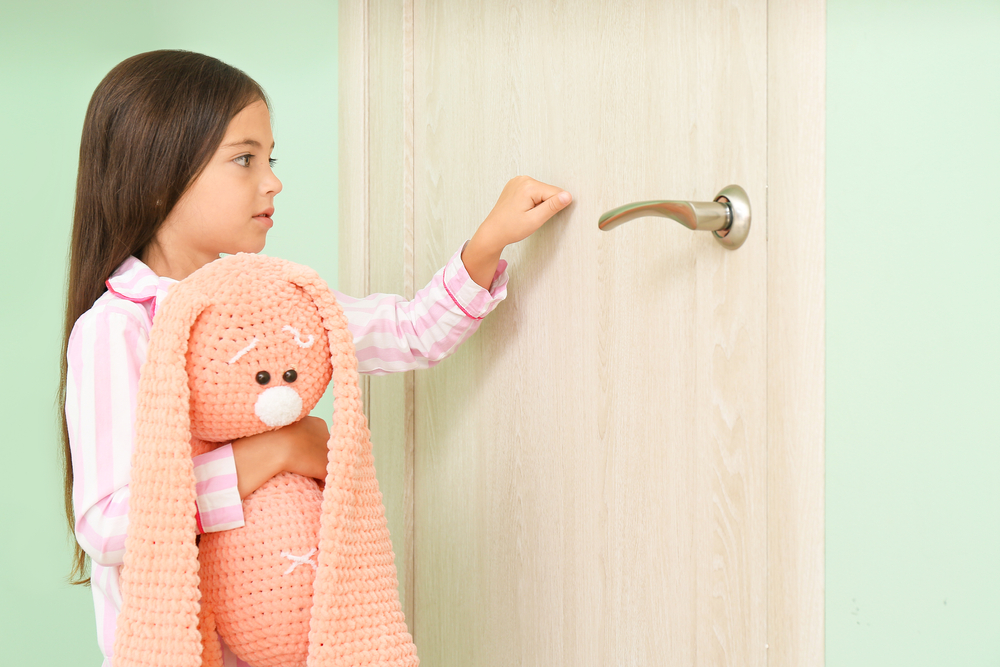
[266,171,283,196]
[255,385,302,427]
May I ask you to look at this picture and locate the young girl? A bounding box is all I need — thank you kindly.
[58,49,572,666]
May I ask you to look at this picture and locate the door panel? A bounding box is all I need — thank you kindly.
[412,2,765,665]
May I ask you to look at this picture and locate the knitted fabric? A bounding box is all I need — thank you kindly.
[112,253,419,667]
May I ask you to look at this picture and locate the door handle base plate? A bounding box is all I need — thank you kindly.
[712,184,751,250]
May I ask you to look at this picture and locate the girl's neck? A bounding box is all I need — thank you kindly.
[140,240,218,281]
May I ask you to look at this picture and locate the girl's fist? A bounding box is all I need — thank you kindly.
[462,176,572,289]
[482,175,572,248]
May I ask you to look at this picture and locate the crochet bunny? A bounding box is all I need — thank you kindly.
[112,253,419,667]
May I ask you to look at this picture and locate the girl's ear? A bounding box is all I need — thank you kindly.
[113,286,214,665]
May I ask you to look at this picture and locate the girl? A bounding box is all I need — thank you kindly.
[58,49,572,666]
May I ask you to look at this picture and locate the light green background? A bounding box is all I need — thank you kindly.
[0,2,339,664]
[2,1,998,665]
[826,1,999,664]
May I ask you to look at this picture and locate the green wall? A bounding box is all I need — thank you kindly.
[0,2,338,664]
[826,0,999,664]
[2,1,998,665]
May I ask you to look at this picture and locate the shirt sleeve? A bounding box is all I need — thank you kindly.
[333,240,509,375]
[192,445,244,533]
[66,305,245,567]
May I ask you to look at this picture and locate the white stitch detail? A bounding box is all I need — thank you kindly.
[280,548,317,575]
[282,325,315,348]
[228,337,258,364]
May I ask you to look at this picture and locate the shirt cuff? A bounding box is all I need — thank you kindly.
[441,240,509,320]
[192,444,245,534]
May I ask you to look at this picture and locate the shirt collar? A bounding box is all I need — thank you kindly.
[105,256,178,320]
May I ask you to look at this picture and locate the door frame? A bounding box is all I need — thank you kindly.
[338,1,825,664]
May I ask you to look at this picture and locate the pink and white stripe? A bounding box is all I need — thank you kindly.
[193,445,244,533]
[65,241,506,666]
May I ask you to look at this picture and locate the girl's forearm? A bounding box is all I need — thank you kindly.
[231,431,286,499]
[231,416,331,499]
[462,225,506,290]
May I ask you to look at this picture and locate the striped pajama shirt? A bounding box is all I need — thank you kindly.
[65,242,508,666]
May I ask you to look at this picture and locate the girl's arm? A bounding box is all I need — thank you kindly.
[333,240,509,375]
[231,415,330,498]
[335,177,572,375]
[66,304,246,566]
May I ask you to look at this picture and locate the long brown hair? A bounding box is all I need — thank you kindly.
[58,50,270,585]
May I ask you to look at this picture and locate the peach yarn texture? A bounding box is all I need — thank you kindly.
[111,253,419,667]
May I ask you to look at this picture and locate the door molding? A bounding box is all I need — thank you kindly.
[766,1,826,664]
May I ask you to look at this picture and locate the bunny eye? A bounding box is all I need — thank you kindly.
[283,369,297,383]
[255,371,271,385]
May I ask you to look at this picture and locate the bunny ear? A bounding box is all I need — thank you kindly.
[284,264,419,666]
[113,284,213,667]
[280,262,359,417]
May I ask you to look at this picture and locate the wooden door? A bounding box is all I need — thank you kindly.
[339,1,824,666]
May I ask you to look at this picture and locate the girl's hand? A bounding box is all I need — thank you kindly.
[231,416,330,499]
[462,176,573,289]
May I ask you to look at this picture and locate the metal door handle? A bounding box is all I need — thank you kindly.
[598,184,751,250]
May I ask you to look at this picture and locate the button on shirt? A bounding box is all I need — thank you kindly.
[65,243,508,666]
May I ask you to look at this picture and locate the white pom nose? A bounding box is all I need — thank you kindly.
[255,386,303,428]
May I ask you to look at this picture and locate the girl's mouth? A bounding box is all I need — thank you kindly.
[254,208,274,228]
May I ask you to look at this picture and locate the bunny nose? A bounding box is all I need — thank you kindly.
[254,386,303,427]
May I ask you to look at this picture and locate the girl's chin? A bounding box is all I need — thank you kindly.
[224,237,267,256]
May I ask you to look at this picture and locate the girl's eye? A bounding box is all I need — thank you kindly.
[234,155,277,168]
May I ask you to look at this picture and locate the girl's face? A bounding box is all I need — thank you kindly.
[151,99,282,275]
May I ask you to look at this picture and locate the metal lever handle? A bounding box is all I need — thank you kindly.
[598,184,751,250]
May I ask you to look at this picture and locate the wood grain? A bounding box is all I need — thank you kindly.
[693,2,769,664]
[412,1,767,665]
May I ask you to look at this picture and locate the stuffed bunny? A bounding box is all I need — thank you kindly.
[112,253,419,667]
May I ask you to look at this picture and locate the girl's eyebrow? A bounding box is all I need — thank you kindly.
[220,139,275,149]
